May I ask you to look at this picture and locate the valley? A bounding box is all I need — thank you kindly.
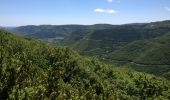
[6,20,170,80]
[1,29,170,99]
[1,0,170,99]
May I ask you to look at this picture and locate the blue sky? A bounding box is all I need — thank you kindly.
[0,0,170,26]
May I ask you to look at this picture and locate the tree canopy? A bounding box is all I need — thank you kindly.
[0,29,170,99]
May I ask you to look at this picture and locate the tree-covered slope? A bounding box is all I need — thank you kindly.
[107,32,170,79]
[63,20,170,58]
[8,24,114,39]
[60,20,170,80]
[1,29,170,99]
[9,25,89,39]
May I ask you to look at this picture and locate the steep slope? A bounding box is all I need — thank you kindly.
[8,24,114,39]
[1,29,170,99]
[107,32,170,79]
[9,25,88,39]
[60,20,170,79]
[63,20,170,58]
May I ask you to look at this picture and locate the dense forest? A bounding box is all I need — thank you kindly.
[107,32,170,79]
[63,20,170,57]
[59,20,170,79]
[4,20,170,79]
[1,29,170,99]
[7,24,113,39]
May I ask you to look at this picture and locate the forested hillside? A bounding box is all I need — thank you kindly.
[63,20,170,58]
[107,32,170,79]
[1,29,170,99]
[8,24,113,39]
[60,20,170,79]
[8,25,88,39]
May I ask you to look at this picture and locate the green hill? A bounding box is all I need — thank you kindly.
[60,20,170,79]
[9,25,88,39]
[1,29,170,99]
[63,20,170,58]
[7,24,114,45]
[107,32,170,79]
[8,24,114,39]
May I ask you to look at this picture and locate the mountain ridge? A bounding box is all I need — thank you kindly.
[4,20,170,79]
[1,29,170,99]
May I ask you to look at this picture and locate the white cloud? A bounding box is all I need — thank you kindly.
[107,0,120,3]
[165,7,170,11]
[94,8,105,12]
[94,8,117,14]
[107,0,113,3]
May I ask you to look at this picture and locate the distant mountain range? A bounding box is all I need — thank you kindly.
[62,20,170,79]
[7,24,113,39]
[2,29,170,99]
[4,20,170,79]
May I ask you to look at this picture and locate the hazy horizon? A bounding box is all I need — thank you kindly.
[2,19,170,27]
[1,0,170,26]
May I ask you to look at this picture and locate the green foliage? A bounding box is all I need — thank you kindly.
[108,32,170,79]
[60,20,170,79]
[0,29,170,99]
[8,24,113,39]
[63,21,170,57]
[9,25,89,39]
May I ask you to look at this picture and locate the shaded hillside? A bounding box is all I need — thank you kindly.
[60,20,170,79]
[107,32,170,79]
[8,24,114,39]
[63,20,170,58]
[1,29,170,99]
[9,25,88,39]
